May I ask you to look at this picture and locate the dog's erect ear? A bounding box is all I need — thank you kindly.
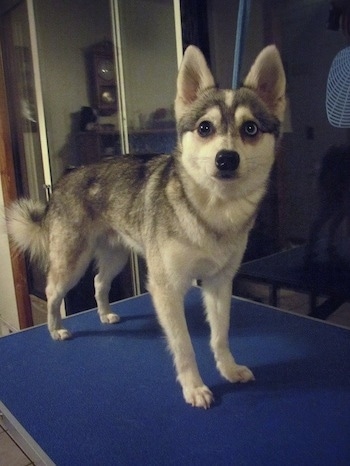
[244,45,286,122]
[175,45,215,120]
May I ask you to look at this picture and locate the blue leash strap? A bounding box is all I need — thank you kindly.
[232,0,251,89]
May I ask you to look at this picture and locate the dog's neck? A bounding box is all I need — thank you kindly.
[172,156,262,238]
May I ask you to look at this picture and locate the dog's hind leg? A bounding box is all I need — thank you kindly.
[46,248,93,340]
[94,245,129,324]
[202,277,255,384]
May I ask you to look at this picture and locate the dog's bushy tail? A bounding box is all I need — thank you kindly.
[6,199,48,268]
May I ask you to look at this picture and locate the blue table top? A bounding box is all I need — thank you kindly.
[1,288,350,465]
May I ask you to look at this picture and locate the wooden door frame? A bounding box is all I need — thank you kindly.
[0,46,33,329]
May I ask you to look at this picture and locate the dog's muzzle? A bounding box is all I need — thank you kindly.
[215,150,240,179]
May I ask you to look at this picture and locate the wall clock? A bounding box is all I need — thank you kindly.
[97,58,114,81]
[89,41,117,116]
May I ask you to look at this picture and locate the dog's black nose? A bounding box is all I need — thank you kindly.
[215,150,240,175]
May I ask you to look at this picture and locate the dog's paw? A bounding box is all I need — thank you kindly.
[183,385,214,409]
[100,312,120,324]
[50,328,72,341]
[219,362,255,384]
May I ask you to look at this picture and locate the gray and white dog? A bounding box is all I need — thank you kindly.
[7,45,286,408]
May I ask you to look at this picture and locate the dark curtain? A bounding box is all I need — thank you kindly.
[180,0,210,64]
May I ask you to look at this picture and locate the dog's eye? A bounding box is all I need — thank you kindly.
[197,120,214,137]
[242,121,259,137]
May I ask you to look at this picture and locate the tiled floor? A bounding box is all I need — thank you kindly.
[235,281,350,329]
[1,289,350,465]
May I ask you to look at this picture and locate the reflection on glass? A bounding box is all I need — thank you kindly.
[1,1,45,202]
[116,0,178,154]
[34,0,117,182]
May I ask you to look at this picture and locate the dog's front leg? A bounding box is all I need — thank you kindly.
[149,279,213,409]
[201,277,255,384]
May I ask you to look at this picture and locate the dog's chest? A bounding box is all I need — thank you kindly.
[162,229,247,282]
[193,248,243,279]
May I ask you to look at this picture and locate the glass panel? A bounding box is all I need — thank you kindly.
[1,0,46,202]
[209,0,350,262]
[2,0,180,312]
[33,0,136,313]
[116,0,178,155]
[209,0,350,314]
[275,0,350,246]
[1,0,47,304]
[34,0,121,184]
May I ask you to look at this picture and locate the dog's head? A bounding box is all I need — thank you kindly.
[175,45,286,200]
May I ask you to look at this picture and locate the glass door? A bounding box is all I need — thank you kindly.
[112,0,179,157]
[28,0,181,312]
[33,0,121,184]
[1,1,47,203]
[32,0,129,313]
[1,0,49,305]
[2,0,182,318]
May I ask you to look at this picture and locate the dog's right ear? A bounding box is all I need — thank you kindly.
[175,46,215,120]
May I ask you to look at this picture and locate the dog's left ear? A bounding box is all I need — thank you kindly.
[244,45,286,122]
[175,45,215,120]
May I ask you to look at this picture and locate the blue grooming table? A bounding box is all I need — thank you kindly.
[1,288,350,465]
[236,246,350,318]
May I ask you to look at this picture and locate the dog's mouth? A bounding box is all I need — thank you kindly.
[213,171,238,181]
